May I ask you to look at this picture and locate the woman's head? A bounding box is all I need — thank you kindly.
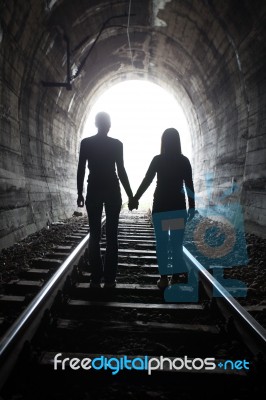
[160,128,181,155]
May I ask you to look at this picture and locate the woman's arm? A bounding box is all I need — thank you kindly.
[135,157,157,201]
[183,158,195,209]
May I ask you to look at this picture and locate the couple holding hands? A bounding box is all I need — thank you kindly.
[77,112,195,289]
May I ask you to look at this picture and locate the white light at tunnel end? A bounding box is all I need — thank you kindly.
[82,80,192,196]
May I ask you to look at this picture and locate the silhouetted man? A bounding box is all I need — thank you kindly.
[77,112,133,288]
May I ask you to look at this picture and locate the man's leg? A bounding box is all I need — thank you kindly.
[86,201,104,283]
[103,200,121,284]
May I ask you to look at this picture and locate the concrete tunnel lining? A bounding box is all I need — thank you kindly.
[0,0,266,249]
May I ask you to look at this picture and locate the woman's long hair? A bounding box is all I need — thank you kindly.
[160,128,182,156]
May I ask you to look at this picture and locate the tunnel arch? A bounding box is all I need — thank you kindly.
[0,0,265,248]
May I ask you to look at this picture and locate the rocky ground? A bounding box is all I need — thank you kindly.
[0,213,88,293]
[183,211,266,307]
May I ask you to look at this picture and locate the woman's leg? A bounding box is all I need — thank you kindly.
[170,210,188,282]
[152,212,172,288]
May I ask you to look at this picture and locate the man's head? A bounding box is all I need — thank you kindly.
[95,112,111,135]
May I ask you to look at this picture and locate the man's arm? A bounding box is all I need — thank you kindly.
[77,139,87,207]
[116,142,133,199]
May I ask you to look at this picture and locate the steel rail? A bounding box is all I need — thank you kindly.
[0,216,106,391]
[1,211,265,390]
[183,246,266,358]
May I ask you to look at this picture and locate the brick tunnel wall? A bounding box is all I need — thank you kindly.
[0,0,265,249]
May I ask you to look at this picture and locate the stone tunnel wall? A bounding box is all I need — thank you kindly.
[0,2,79,249]
[186,1,266,237]
[0,0,266,250]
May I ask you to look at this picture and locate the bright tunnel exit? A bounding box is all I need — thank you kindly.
[82,80,192,209]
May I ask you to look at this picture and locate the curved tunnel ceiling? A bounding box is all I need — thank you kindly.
[0,0,266,247]
[42,0,256,134]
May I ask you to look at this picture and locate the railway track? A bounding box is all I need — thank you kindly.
[0,208,265,399]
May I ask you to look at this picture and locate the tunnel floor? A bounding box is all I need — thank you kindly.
[0,212,265,332]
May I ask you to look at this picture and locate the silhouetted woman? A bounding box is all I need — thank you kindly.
[129,128,195,289]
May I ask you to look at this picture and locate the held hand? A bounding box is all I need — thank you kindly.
[77,195,84,207]
[128,197,139,211]
[187,208,195,221]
